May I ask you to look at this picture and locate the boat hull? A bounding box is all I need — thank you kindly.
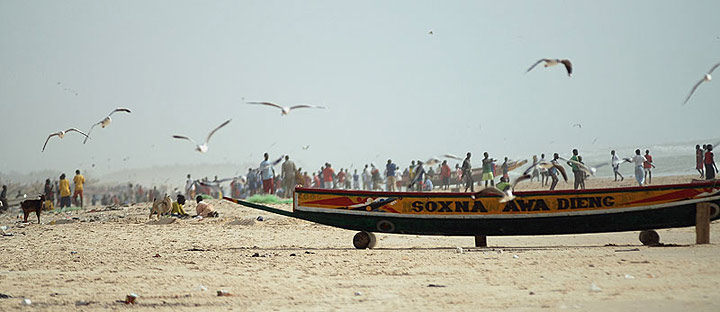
[292,181,720,236]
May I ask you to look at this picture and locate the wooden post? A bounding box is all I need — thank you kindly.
[475,235,487,247]
[696,203,710,244]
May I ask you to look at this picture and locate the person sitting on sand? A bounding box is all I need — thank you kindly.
[195,196,219,218]
[171,194,189,217]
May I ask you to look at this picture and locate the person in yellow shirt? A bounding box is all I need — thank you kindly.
[73,169,85,208]
[59,173,71,208]
[171,194,189,217]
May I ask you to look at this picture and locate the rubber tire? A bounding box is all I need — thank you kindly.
[639,230,660,246]
[353,231,377,249]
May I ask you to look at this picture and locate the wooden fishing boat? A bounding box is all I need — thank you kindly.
[224,180,720,248]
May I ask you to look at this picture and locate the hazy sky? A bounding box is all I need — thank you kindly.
[1,1,719,181]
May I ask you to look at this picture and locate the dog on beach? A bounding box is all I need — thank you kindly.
[149,194,172,219]
[21,195,46,224]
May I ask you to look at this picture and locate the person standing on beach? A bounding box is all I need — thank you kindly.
[322,163,336,189]
[361,165,371,190]
[185,174,194,199]
[386,159,398,192]
[696,145,705,178]
[568,149,585,190]
[440,160,451,190]
[0,185,8,211]
[631,149,645,186]
[705,144,718,180]
[59,173,71,208]
[353,169,360,190]
[482,152,495,187]
[259,153,277,194]
[281,155,297,198]
[611,150,624,182]
[501,157,510,180]
[462,152,474,192]
[548,153,561,191]
[72,170,85,208]
[540,154,549,186]
[530,155,540,182]
[643,150,655,184]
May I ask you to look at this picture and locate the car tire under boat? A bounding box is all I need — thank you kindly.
[353,231,377,249]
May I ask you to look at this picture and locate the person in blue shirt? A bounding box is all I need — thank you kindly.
[386,159,398,191]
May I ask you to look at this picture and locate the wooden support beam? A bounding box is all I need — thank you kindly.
[475,235,487,247]
[696,203,710,244]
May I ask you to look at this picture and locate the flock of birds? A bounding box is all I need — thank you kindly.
[41,101,327,153]
[42,108,132,152]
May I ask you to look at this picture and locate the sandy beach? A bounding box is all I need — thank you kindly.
[1,175,719,311]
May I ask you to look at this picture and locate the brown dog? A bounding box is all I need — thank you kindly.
[149,194,172,219]
[21,195,46,224]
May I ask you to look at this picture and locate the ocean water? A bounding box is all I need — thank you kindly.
[532,139,718,179]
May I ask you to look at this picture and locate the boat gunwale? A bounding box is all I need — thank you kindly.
[295,180,719,198]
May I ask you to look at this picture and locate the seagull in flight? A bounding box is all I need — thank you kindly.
[83,107,132,143]
[172,119,231,153]
[246,101,326,115]
[472,160,568,203]
[572,123,582,129]
[683,62,720,105]
[302,145,310,150]
[526,58,573,76]
[42,128,90,152]
[441,154,463,161]
[428,30,433,35]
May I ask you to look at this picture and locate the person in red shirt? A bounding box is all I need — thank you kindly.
[322,163,336,189]
[643,149,655,184]
[336,169,346,189]
[705,144,718,180]
[440,160,451,190]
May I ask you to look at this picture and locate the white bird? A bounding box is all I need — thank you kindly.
[572,123,582,129]
[42,128,90,152]
[526,58,573,76]
[302,145,310,150]
[83,108,132,143]
[172,119,231,153]
[428,30,434,35]
[560,157,597,176]
[441,154,463,161]
[683,62,720,105]
[246,102,326,115]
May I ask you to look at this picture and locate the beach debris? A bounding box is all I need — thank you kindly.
[428,284,446,288]
[0,293,11,299]
[513,255,519,259]
[195,285,208,292]
[289,253,297,256]
[0,226,7,231]
[456,247,464,254]
[153,253,161,258]
[589,283,602,292]
[354,291,362,296]
[75,300,93,306]
[614,248,640,252]
[22,298,31,305]
[125,293,138,304]
[496,249,504,254]
[256,216,264,221]
[304,251,315,254]
[186,247,206,252]
[70,251,77,255]
[217,290,232,297]
[251,252,260,257]
[529,291,535,295]
[624,274,635,279]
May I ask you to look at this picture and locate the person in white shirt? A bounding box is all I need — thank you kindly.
[631,149,645,186]
[185,174,195,199]
[611,150,624,182]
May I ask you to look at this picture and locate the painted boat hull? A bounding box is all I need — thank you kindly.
[287,181,720,236]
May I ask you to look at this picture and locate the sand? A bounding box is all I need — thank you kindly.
[1,175,719,311]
